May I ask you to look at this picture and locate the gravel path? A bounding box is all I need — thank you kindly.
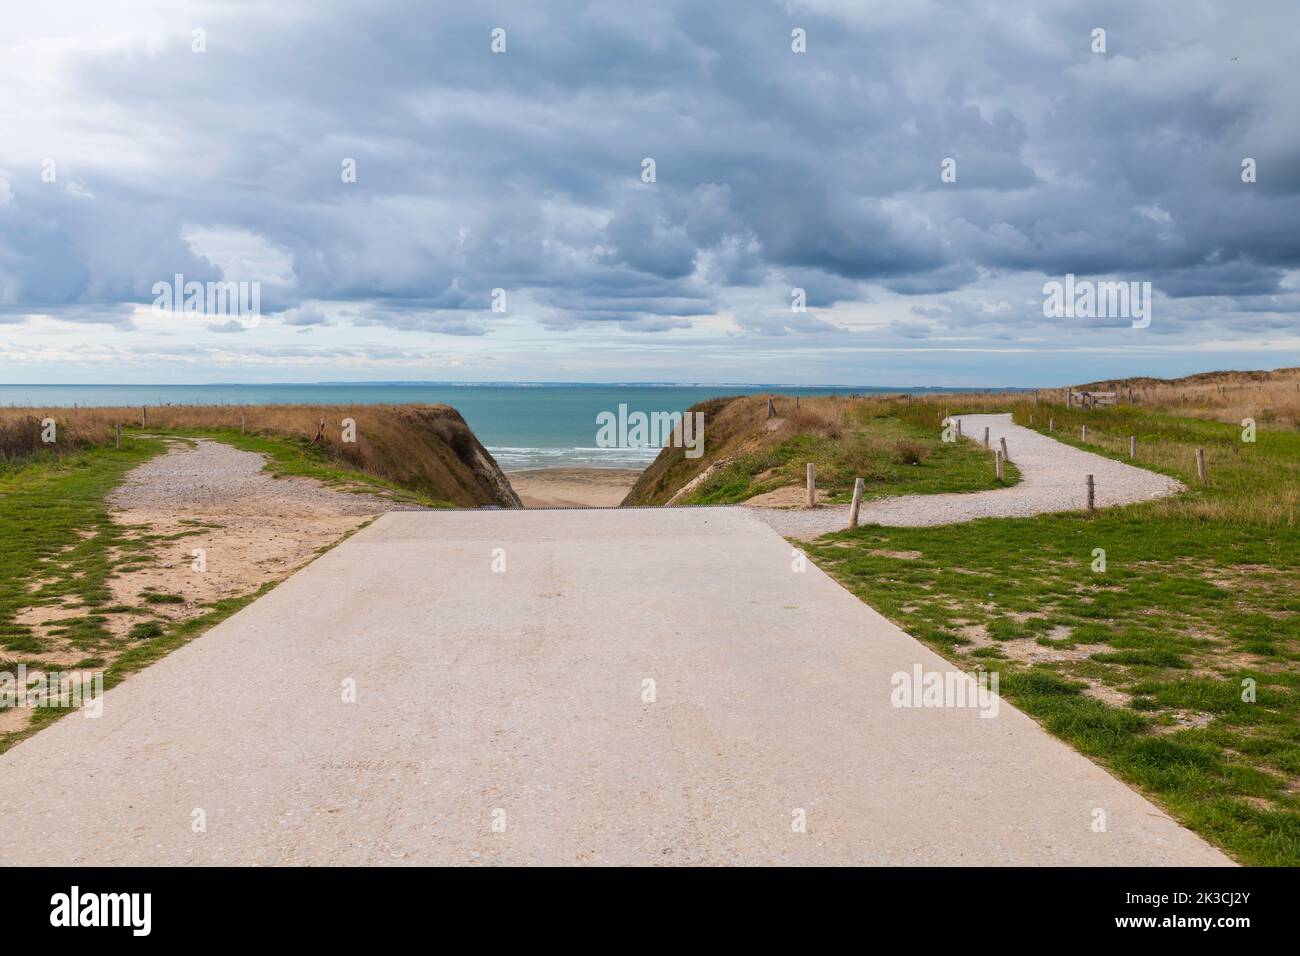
[750,414,1183,539]
[110,437,424,515]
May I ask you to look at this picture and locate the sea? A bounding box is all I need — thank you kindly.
[0,383,1024,471]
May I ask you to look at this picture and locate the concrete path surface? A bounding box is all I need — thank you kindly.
[752,413,1183,539]
[0,508,1229,865]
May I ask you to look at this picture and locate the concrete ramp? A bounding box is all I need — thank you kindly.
[0,509,1230,865]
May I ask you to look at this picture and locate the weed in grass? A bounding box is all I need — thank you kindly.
[141,592,186,605]
[128,621,165,640]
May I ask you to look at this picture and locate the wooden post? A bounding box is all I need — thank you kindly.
[1000,436,1009,461]
[1048,417,1054,432]
[1127,386,1133,403]
[1081,424,1088,442]
[1029,414,1034,427]
[241,412,246,435]
[766,398,776,419]
[115,423,122,450]
[906,393,912,405]
[806,463,816,508]
[796,395,800,410]
[995,449,1005,481]
[313,418,325,442]
[983,426,990,448]
[956,419,962,439]
[1129,435,1136,459]
[142,405,147,427]
[1086,474,1095,513]
[1196,447,1206,482]
[847,477,863,529]
[1067,388,1073,407]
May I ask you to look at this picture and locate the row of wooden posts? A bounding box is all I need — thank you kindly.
[1026,414,1210,479]
[1076,425,1209,482]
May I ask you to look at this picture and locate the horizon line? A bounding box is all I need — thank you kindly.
[0,380,1047,391]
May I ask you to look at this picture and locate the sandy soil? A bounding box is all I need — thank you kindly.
[100,438,418,623]
[508,467,641,508]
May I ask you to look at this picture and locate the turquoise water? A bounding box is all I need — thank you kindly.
[0,383,1021,470]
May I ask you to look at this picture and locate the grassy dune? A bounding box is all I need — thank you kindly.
[1077,365,1300,428]
[623,392,1020,506]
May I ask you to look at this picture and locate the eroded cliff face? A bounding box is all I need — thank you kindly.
[328,404,522,508]
[621,396,744,506]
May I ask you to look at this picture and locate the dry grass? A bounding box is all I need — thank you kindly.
[0,416,57,460]
[783,403,845,439]
[1075,366,1300,428]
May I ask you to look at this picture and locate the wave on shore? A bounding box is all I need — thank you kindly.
[489,445,660,471]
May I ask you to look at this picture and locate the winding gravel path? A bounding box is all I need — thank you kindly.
[750,413,1183,539]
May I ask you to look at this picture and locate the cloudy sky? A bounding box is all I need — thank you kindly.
[1,0,1297,386]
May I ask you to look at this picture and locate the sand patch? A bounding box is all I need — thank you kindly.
[1083,682,1132,708]
[508,468,641,508]
[745,484,826,508]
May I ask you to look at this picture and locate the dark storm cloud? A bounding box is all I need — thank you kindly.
[0,0,1297,339]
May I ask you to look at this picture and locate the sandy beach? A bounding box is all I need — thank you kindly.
[507,467,641,508]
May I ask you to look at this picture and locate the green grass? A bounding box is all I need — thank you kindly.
[683,405,1021,504]
[805,402,1300,865]
[141,591,186,605]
